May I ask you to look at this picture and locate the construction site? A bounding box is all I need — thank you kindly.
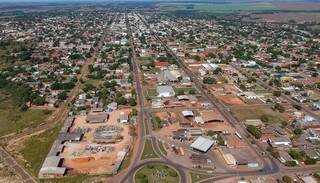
[39,108,132,178]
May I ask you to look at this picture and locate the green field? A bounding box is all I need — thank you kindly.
[0,92,52,136]
[190,172,211,183]
[135,164,179,183]
[21,124,61,176]
[230,105,286,124]
[141,139,159,160]
[40,175,91,183]
[158,2,278,13]
[174,87,197,95]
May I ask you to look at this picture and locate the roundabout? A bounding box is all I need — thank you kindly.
[134,163,181,183]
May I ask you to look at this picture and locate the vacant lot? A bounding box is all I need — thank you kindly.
[21,124,61,176]
[218,95,244,105]
[135,164,179,183]
[0,92,52,136]
[231,106,286,124]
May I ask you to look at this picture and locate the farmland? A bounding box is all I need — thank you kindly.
[158,2,278,13]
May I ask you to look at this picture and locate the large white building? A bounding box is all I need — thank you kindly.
[157,85,175,98]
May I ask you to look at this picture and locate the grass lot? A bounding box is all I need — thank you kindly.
[174,87,197,95]
[190,172,211,183]
[141,139,159,160]
[158,2,278,13]
[135,164,179,183]
[84,78,103,87]
[0,92,52,137]
[145,88,157,98]
[230,106,286,124]
[39,175,91,183]
[21,124,61,176]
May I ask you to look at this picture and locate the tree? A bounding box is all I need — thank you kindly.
[116,97,127,105]
[83,83,95,92]
[246,125,262,139]
[260,114,269,123]
[273,90,281,97]
[58,91,68,100]
[32,96,46,105]
[288,148,303,160]
[305,156,316,165]
[203,77,216,84]
[189,88,196,94]
[293,128,303,135]
[285,161,297,167]
[274,103,285,113]
[282,175,293,183]
[293,104,302,110]
[176,90,184,96]
[129,98,137,106]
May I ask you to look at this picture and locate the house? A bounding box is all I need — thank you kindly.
[312,102,320,110]
[278,150,294,163]
[304,149,320,160]
[297,115,320,128]
[301,176,317,183]
[268,137,292,148]
[201,111,224,123]
[157,85,175,98]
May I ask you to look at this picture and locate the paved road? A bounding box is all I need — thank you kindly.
[117,13,188,183]
[0,147,36,183]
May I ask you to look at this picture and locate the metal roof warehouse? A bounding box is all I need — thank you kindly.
[190,136,215,153]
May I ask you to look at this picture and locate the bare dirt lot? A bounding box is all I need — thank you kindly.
[218,95,244,105]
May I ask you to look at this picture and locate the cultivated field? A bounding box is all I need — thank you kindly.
[250,12,320,23]
[158,2,278,13]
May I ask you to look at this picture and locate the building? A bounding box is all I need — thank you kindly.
[190,136,215,153]
[119,112,129,123]
[301,176,317,183]
[157,85,175,98]
[38,156,66,179]
[244,119,263,127]
[268,137,292,148]
[242,91,259,100]
[86,112,109,123]
[182,110,194,117]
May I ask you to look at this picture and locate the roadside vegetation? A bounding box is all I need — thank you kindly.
[141,139,159,160]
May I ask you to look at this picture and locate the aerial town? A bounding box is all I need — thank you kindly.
[0,1,319,183]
